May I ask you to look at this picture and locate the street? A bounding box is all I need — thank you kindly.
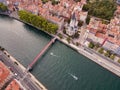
[0,51,43,90]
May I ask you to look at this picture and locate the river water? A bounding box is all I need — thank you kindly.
[0,15,120,90]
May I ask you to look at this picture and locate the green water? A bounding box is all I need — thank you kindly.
[0,15,120,90]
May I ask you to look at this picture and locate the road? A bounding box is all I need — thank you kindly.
[0,51,43,90]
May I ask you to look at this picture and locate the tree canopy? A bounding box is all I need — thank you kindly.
[18,10,58,34]
[0,3,8,12]
[83,0,117,20]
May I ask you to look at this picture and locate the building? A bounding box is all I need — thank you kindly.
[5,0,87,29]
[86,5,120,55]
[0,0,7,5]
[0,61,13,89]
[117,0,120,5]
[5,79,24,90]
[66,12,78,36]
[0,0,5,3]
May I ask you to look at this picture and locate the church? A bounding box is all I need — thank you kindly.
[66,12,78,36]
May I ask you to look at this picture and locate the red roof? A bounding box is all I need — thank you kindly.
[0,61,10,84]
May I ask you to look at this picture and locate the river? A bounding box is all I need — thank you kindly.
[0,15,120,90]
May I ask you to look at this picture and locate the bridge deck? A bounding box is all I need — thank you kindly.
[27,37,56,71]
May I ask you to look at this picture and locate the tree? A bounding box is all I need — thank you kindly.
[42,0,48,4]
[110,54,115,60]
[98,48,104,54]
[72,32,80,39]
[104,50,111,57]
[0,46,5,51]
[94,44,99,50]
[51,0,60,5]
[74,0,81,3]
[18,10,58,34]
[58,33,63,39]
[118,59,120,63]
[63,29,66,34]
[86,15,90,25]
[83,0,117,20]
[88,42,95,49]
[0,3,8,12]
[76,42,80,46]
[82,4,90,11]
[66,37,71,43]
[78,20,83,27]
[94,43,100,49]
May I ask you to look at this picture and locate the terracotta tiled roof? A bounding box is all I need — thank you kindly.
[0,61,10,84]
[95,32,107,39]
[5,79,20,90]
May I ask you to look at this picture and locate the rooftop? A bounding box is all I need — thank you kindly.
[0,61,10,84]
[5,79,20,90]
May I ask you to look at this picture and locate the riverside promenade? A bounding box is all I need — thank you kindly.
[57,37,120,77]
[3,50,47,90]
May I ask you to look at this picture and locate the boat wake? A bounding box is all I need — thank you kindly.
[50,52,59,57]
[68,73,78,80]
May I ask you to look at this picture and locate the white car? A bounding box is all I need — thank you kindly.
[14,73,18,76]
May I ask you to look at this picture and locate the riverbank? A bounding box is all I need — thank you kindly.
[57,37,120,77]
[3,50,47,90]
[1,13,120,78]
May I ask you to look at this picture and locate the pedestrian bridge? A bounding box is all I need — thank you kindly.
[27,37,56,71]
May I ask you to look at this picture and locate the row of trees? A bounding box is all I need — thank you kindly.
[0,3,8,12]
[88,42,116,60]
[83,0,117,20]
[18,10,58,34]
